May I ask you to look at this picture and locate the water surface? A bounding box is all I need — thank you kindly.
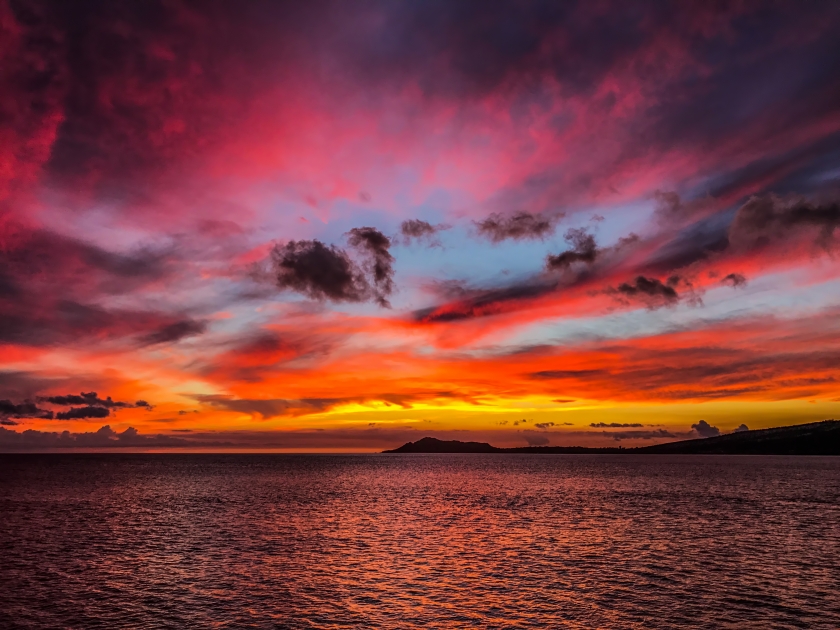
[1,454,838,628]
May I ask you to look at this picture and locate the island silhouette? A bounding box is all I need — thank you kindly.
[383,420,840,455]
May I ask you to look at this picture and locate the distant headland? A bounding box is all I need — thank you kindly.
[383,420,840,455]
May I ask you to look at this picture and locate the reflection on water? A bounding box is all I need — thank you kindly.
[1,454,839,628]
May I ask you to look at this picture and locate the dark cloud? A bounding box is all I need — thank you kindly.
[654,190,685,219]
[194,395,343,419]
[721,273,747,287]
[413,279,557,323]
[652,191,711,223]
[271,239,370,303]
[732,424,750,433]
[8,1,840,214]
[590,422,643,428]
[546,228,598,270]
[475,211,560,242]
[41,392,132,409]
[340,2,636,99]
[55,406,110,420]
[616,233,641,249]
[0,371,69,401]
[534,422,555,429]
[642,216,732,275]
[522,431,550,446]
[615,276,679,304]
[0,400,53,420]
[271,230,398,307]
[399,219,449,245]
[0,296,208,349]
[1,424,531,451]
[691,419,721,438]
[602,429,677,441]
[338,2,824,109]
[400,219,437,238]
[140,319,207,346]
[643,195,840,284]
[0,425,192,449]
[729,194,840,250]
[27,0,297,205]
[1,391,148,421]
[0,222,200,348]
[1,228,169,291]
[346,227,395,307]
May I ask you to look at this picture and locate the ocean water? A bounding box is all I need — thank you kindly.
[1,454,838,629]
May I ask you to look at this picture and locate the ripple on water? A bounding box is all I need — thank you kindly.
[1,454,839,629]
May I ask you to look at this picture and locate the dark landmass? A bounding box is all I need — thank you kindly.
[383,420,840,455]
[637,420,840,455]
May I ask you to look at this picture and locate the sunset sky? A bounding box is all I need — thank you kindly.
[2,0,840,450]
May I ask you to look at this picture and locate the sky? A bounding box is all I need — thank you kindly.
[2,0,840,451]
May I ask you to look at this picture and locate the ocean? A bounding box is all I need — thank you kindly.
[1,454,838,628]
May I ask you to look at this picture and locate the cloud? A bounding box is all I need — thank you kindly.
[346,227,395,307]
[140,320,207,345]
[0,228,170,295]
[639,195,840,287]
[0,372,61,401]
[546,228,598,270]
[546,228,598,269]
[0,425,192,449]
[522,430,550,446]
[475,211,560,242]
[730,194,840,250]
[399,219,448,245]
[721,273,747,287]
[0,425,526,451]
[691,419,721,438]
[0,400,53,420]
[603,429,677,441]
[732,424,750,433]
[653,191,710,223]
[271,232,395,307]
[41,392,134,409]
[590,422,644,428]
[0,298,209,349]
[55,406,110,420]
[413,279,558,323]
[614,276,679,305]
[0,223,201,348]
[1,392,150,422]
[271,239,370,303]
[194,394,355,419]
[534,422,555,429]
[640,214,731,275]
